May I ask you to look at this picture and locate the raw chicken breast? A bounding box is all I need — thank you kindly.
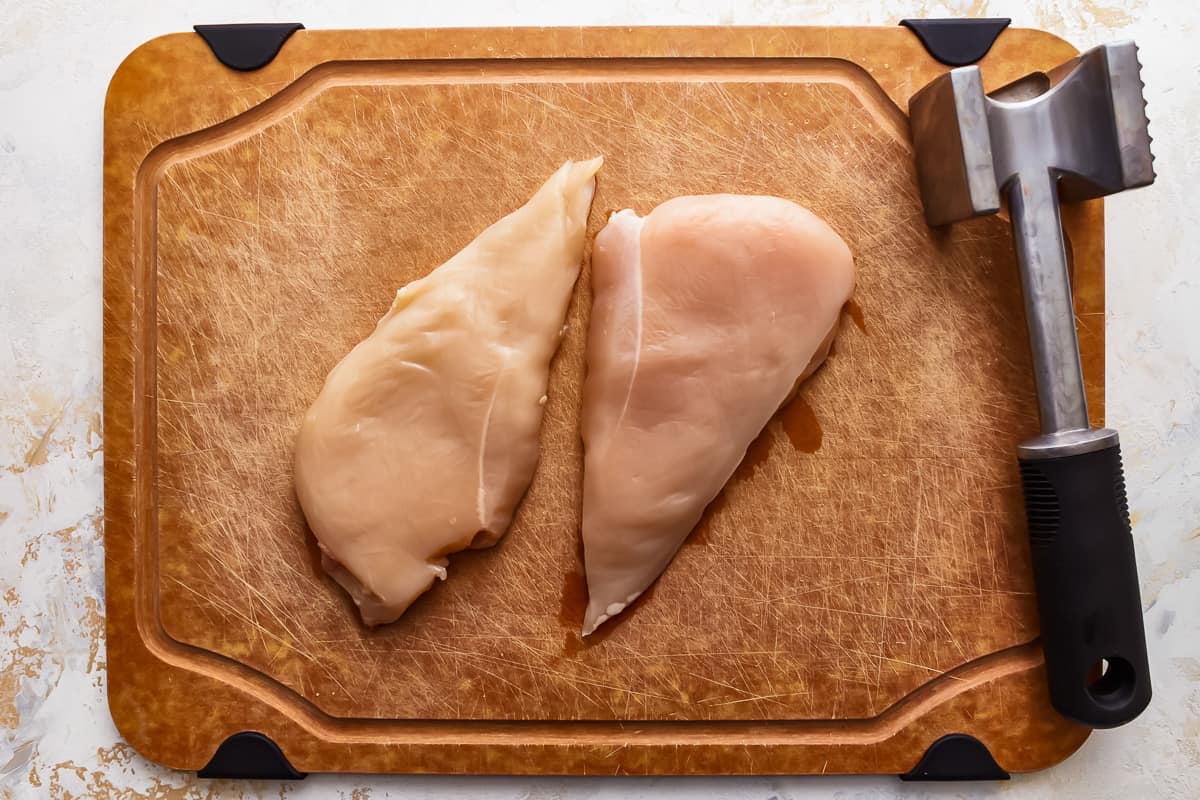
[295,158,603,626]
[580,195,855,635]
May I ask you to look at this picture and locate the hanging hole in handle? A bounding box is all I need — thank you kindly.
[1087,656,1137,706]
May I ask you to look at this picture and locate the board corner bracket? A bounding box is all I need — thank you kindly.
[899,733,1010,781]
[193,22,304,72]
[198,731,307,780]
[899,18,1011,66]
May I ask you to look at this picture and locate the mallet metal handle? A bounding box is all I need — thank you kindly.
[1008,170,1090,435]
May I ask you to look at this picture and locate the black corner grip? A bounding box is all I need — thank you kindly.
[900,734,1010,781]
[899,18,1011,66]
[1020,442,1152,727]
[198,731,306,780]
[194,23,304,72]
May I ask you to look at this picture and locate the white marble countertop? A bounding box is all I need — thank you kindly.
[2,1,1196,797]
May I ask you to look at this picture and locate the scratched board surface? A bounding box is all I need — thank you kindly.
[149,69,1045,723]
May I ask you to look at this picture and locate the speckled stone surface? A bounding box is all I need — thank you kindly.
[2,1,1197,798]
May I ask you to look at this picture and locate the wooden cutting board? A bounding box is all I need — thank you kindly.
[103,25,1106,776]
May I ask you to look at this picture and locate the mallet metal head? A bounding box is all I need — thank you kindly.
[909,41,1154,227]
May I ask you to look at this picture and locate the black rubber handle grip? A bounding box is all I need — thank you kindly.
[1019,442,1151,727]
